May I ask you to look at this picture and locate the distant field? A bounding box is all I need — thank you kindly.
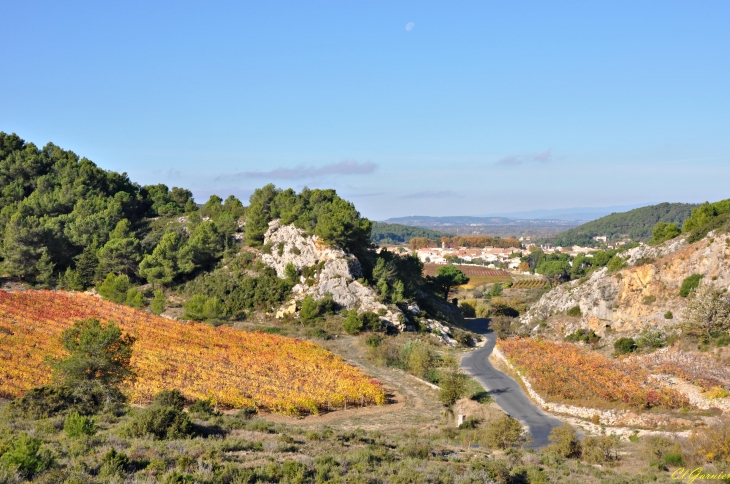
[511,279,548,289]
[422,264,512,288]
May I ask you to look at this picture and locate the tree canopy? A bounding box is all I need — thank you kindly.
[551,202,698,247]
[430,265,470,300]
[370,222,447,245]
[244,185,372,257]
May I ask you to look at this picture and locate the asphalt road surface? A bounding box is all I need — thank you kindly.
[460,318,564,448]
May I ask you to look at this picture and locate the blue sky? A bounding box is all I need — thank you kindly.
[1,1,728,220]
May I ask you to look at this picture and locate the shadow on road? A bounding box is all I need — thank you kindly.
[460,318,564,449]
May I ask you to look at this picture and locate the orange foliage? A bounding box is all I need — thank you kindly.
[498,338,688,409]
[0,291,384,415]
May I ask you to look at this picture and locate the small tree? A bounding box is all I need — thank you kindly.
[546,424,580,458]
[0,433,54,479]
[97,273,131,304]
[680,274,704,297]
[682,281,730,340]
[437,370,468,406]
[299,295,320,323]
[433,265,469,300]
[52,319,136,410]
[614,337,637,355]
[35,249,55,288]
[151,289,167,315]
[484,415,528,449]
[64,411,97,438]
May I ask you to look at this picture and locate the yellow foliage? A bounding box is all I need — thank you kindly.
[0,291,384,415]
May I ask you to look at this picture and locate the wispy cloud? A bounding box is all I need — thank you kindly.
[221,160,377,180]
[400,190,462,199]
[497,149,553,166]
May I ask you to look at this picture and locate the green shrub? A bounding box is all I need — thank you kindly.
[365,334,383,347]
[6,385,76,419]
[664,311,673,319]
[680,274,704,297]
[459,301,476,317]
[400,441,431,459]
[607,255,627,272]
[151,289,167,315]
[184,294,227,321]
[490,283,504,297]
[438,371,468,407]
[63,411,97,438]
[299,295,320,322]
[470,460,510,484]
[306,328,331,340]
[566,306,582,317]
[343,311,382,335]
[581,435,620,464]
[664,452,684,467]
[124,406,194,440]
[565,329,599,344]
[189,398,218,417]
[642,295,657,305]
[546,424,580,458]
[614,337,637,355]
[484,415,527,449]
[97,273,131,304]
[0,433,54,479]
[343,311,363,334]
[153,389,186,411]
[716,334,730,347]
[635,328,667,350]
[98,448,129,478]
[125,287,145,308]
[458,417,481,429]
[401,340,434,379]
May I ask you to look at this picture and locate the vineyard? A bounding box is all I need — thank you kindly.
[498,338,688,410]
[0,291,385,415]
[625,347,730,391]
[510,279,548,289]
[422,264,512,287]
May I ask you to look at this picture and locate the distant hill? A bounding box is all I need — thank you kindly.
[371,222,448,245]
[551,202,699,247]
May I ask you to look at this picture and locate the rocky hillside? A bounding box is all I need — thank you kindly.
[261,220,461,341]
[522,231,730,336]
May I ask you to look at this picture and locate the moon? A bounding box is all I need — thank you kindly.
[406,22,415,32]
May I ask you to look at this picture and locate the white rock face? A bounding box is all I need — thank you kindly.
[261,220,405,329]
[521,232,730,335]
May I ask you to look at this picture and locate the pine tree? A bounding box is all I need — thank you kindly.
[76,241,100,289]
[151,290,167,315]
[35,249,56,288]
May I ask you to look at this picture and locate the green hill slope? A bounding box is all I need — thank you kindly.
[552,202,699,246]
[371,222,447,245]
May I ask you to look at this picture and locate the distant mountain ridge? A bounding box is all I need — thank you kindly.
[480,203,651,221]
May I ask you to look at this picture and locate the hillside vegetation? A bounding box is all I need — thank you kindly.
[370,221,447,245]
[551,202,698,246]
[0,133,456,328]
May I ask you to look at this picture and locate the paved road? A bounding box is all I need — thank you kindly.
[460,318,563,448]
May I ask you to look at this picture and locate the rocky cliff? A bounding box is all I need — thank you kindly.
[522,231,730,336]
[261,220,406,329]
[261,220,462,342]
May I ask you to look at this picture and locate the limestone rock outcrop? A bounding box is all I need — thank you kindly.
[261,220,405,329]
[522,232,730,336]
